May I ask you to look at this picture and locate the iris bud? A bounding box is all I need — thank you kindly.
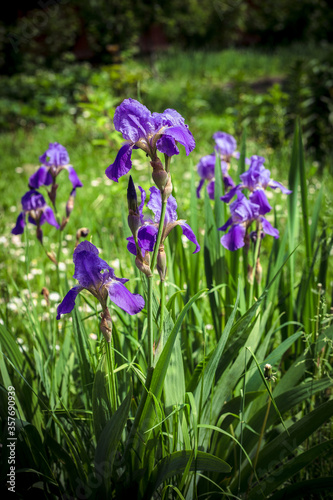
[127,175,138,213]
[157,245,167,281]
[100,308,112,342]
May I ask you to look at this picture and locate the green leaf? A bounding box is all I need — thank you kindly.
[249,439,333,499]
[235,398,333,493]
[143,450,231,499]
[92,354,111,441]
[269,477,333,500]
[195,284,240,410]
[94,389,132,493]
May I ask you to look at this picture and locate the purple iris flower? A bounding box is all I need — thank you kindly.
[127,186,200,256]
[219,191,279,251]
[196,153,235,200]
[56,241,145,320]
[105,98,195,182]
[11,190,60,242]
[29,142,83,191]
[220,155,292,214]
[213,131,240,160]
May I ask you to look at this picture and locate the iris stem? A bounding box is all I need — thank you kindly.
[159,279,165,337]
[106,338,117,413]
[147,198,167,370]
[248,222,261,307]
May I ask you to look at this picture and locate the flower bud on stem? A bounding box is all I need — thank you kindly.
[100,307,113,343]
[157,244,167,282]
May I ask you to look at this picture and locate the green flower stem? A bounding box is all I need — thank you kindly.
[106,338,117,413]
[147,198,167,370]
[248,222,261,307]
[159,279,166,336]
[56,226,64,291]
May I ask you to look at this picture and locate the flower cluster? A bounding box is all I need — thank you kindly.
[106,98,195,199]
[11,190,59,244]
[219,155,291,251]
[196,132,237,200]
[12,143,83,244]
[57,241,145,341]
[127,181,200,279]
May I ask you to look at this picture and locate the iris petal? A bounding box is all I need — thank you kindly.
[67,166,83,189]
[107,280,145,315]
[178,222,201,253]
[29,166,49,189]
[56,285,83,319]
[105,143,133,182]
[221,224,245,251]
[11,212,26,235]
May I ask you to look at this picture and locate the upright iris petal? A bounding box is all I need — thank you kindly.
[219,191,279,251]
[106,98,195,182]
[221,155,291,208]
[196,153,235,200]
[29,142,83,190]
[127,186,200,256]
[57,241,145,320]
[213,132,239,159]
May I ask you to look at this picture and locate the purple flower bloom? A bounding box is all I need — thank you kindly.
[29,142,83,191]
[196,153,235,200]
[219,191,279,251]
[105,98,195,182]
[213,131,239,160]
[11,190,60,241]
[127,186,200,256]
[56,241,145,320]
[220,155,292,214]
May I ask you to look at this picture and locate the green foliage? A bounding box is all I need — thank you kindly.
[286,46,333,166]
[0,50,332,497]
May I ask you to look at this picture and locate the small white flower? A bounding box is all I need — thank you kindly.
[49,292,61,302]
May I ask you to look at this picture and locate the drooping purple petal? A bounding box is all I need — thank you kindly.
[221,224,246,251]
[29,166,50,189]
[223,174,235,190]
[220,185,242,203]
[268,180,292,194]
[250,189,272,215]
[11,212,26,235]
[106,280,145,315]
[42,206,60,229]
[261,217,279,238]
[206,180,215,200]
[196,178,205,199]
[113,98,154,143]
[56,285,83,319]
[127,236,137,256]
[67,166,83,189]
[40,143,70,167]
[178,221,200,253]
[219,217,233,232]
[105,143,134,182]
